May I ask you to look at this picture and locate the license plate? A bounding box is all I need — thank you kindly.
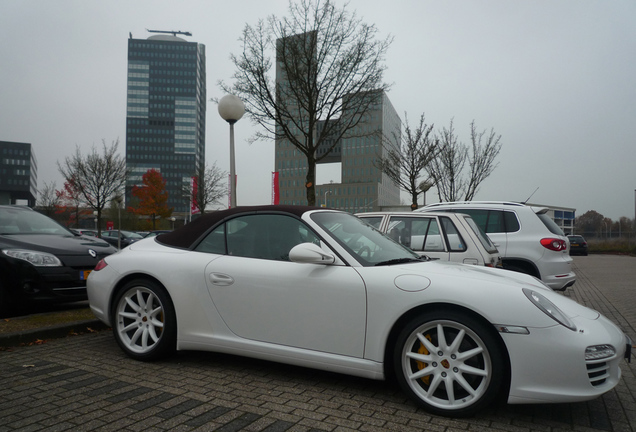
[571,243,579,246]
[80,270,92,281]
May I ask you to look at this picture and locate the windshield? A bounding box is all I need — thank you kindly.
[311,211,421,266]
[463,215,498,253]
[0,207,72,236]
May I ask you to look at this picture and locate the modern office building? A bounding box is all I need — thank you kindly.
[125,31,206,213]
[274,33,401,211]
[0,141,37,207]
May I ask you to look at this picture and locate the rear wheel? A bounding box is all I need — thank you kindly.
[393,310,505,417]
[111,279,176,361]
[503,261,537,278]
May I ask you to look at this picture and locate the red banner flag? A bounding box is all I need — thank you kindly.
[272,172,280,205]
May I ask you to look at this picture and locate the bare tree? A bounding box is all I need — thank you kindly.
[427,120,502,202]
[36,181,59,216]
[375,113,439,210]
[183,162,228,214]
[464,121,502,201]
[219,0,392,205]
[57,140,127,236]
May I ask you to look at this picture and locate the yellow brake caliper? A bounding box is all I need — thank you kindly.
[416,334,432,385]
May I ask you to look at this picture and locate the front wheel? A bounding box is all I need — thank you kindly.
[111,279,176,361]
[393,310,505,417]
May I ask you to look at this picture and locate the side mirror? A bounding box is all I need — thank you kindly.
[289,242,335,265]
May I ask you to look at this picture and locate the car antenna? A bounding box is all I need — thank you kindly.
[522,187,539,204]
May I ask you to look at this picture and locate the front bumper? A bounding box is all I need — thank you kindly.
[502,313,627,404]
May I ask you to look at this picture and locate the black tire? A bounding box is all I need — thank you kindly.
[111,279,176,361]
[393,309,505,417]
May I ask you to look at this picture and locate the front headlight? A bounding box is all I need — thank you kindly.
[2,249,63,267]
[523,288,576,331]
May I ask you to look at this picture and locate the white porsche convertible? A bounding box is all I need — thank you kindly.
[87,206,631,417]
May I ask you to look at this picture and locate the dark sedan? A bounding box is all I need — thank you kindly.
[101,230,145,249]
[567,235,588,256]
[0,205,117,315]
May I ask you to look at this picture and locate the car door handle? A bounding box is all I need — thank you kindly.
[209,273,234,286]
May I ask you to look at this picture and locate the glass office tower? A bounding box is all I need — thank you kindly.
[125,33,206,213]
[0,141,37,207]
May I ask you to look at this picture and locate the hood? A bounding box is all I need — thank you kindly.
[398,260,597,320]
[0,233,116,256]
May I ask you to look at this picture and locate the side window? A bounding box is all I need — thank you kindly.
[461,209,505,234]
[359,216,383,229]
[197,214,320,261]
[440,217,466,252]
[390,216,445,252]
[195,224,226,254]
[422,219,445,252]
[485,211,505,233]
[503,211,521,232]
[458,209,489,232]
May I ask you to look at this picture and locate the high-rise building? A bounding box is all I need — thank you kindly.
[125,31,206,213]
[0,141,37,207]
[274,33,401,211]
[275,91,401,211]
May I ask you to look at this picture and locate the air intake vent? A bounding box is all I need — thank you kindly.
[586,361,609,387]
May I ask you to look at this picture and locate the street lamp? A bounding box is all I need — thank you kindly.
[218,94,245,208]
[114,195,123,250]
[323,190,332,208]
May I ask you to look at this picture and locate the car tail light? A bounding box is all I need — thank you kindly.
[540,238,567,251]
[94,259,108,271]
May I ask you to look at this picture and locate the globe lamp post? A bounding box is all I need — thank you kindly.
[218,95,245,208]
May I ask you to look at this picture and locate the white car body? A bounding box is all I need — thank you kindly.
[356,211,501,268]
[88,206,629,417]
[418,202,576,290]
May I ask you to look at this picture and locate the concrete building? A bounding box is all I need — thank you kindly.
[125,31,206,213]
[274,33,401,211]
[0,141,37,207]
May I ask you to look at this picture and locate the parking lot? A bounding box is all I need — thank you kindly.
[1,254,634,432]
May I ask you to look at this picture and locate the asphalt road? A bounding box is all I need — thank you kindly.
[1,255,634,431]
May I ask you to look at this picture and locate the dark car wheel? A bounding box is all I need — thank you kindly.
[112,279,176,361]
[393,310,505,417]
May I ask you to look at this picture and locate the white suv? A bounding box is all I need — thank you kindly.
[418,202,576,290]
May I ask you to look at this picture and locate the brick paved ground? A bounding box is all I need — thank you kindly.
[1,255,634,431]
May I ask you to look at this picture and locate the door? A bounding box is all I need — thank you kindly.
[201,213,367,358]
[384,216,451,262]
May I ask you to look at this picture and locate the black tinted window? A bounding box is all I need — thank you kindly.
[196,214,320,261]
[503,211,520,232]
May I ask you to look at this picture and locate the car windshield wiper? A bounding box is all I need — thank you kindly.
[374,257,426,266]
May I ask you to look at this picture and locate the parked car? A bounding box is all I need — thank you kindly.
[568,235,588,256]
[356,211,501,268]
[0,205,117,314]
[144,230,172,238]
[418,202,576,290]
[71,228,98,237]
[101,230,145,249]
[87,205,630,417]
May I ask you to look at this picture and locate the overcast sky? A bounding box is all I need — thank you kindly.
[1,0,634,220]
